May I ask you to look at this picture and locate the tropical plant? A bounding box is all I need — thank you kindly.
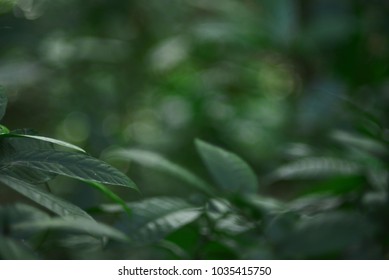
[1,82,388,259]
[102,127,388,259]
[0,86,136,259]
[1,0,388,261]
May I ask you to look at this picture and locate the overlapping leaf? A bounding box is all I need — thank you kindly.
[0,237,38,260]
[0,203,50,242]
[13,218,129,242]
[278,211,374,257]
[195,139,258,194]
[0,133,86,153]
[0,175,94,220]
[0,150,137,189]
[105,148,214,195]
[85,181,132,217]
[116,197,202,244]
[0,203,50,227]
[266,157,362,184]
[0,130,57,183]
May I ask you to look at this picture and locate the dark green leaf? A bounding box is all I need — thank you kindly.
[1,133,86,153]
[105,148,214,195]
[266,157,361,184]
[331,130,387,156]
[300,176,365,196]
[205,198,255,234]
[0,203,50,226]
[240,194,286,216]
[0,175,94,221]
[0,203,50,241]
[196,139,258,194]
[117,197,201,244]
[214,213,254,235]
[0,150,137,189]
[13,218,129,242]
[4,166,54,184]
[288,195,343,215]
[85,181,132,217]
[0,135,56,184]
[280,211,374,257]
[5,130,54,151]
[0,237,38,260]
[0,133,57,183]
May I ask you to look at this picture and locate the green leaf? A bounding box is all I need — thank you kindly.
[331,130,387,156]
[279,211,374,257]
[0,125,9,134]
[301,176,365,196]
[0,86,7,121]
[105,148,214,195]
[288,195,343,215]
[205,198,256,234]
[239,194,286,217]
[59,235,104,252]
[0,134,86,153]
[0,136,56,183]
[85,181,132,217]
[12,218,129,242]
[195,139,258,194]
[3,166,55,184]
[0,175,94,221]
[1,150,137,189]
[0,237,38,260]
[266,157,362,184]
[6,129,55,150]
[0,203,50,227]
[0,203,51,244]
[117,197,201,244]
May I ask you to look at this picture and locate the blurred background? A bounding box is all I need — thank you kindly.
[0,0,388,205]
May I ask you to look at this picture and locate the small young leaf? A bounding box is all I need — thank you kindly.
[0,125,10,134]
[195,139,258,194]
[0,86,7,121]
[1,150,137,189]
[105,148,214,195]
[0,175,94,221]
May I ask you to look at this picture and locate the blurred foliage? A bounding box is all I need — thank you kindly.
[0,0,388,259]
